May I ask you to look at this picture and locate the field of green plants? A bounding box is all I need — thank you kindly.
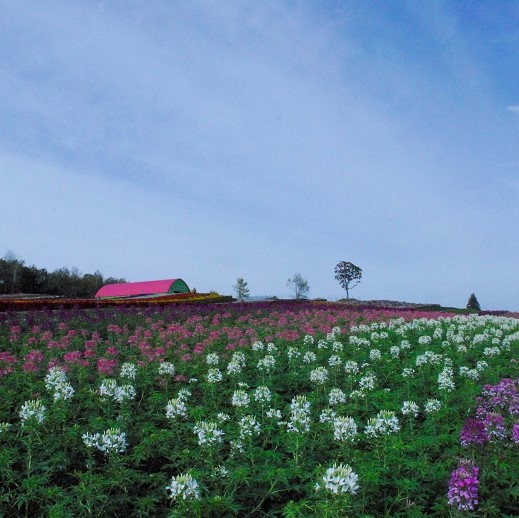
[0,302,518,517]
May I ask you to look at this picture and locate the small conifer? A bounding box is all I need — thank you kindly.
[466,293,481,311]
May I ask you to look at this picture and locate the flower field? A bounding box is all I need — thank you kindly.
[0,302,518,517]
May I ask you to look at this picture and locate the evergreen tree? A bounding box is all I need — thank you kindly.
[466,293,481,311]
[233,277,250,300]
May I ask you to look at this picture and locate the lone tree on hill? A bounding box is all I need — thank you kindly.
[287,273,310,300]
[466,293,481,311]
[233,277,250,301]
[335,261,362,299]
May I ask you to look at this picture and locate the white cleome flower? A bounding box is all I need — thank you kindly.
[401,401,419,417]
[166,397,188,419]
[232,390,250,408]
[328,388,346,406]
[358,373,377,392]
[319,463,359,495]
[424,399,441,413]
[438,366,455,392]
[253,386,272,404]
[333,416,358,442]
[303,335,314,346]
[302,351,317,364]
[19,399,46,426]
[328,355,342,367]
[251,341,265,351]
[193,421,224,446]
[99,378,136,403]
[45,367,75,401]
[364,410,400,438]
[257,355,276,372]
[344,360,359,374]
[206,368,223,383]
[206,353,219,365]
[287,395,311,433]
[319,407,337,423]
[158,361,175,376]
[239,415,261,438]
[369,349,381,361]
[83,428,128,454]
[166,473,200,500]
[309,367,329,385]
[120,362,137,380]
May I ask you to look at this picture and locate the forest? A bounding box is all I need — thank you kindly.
[0,252,125,298]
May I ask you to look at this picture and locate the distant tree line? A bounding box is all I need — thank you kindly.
[0,251,126,298]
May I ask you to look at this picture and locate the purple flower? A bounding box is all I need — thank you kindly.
[512,423,519,445]
[460,418,489,446]
[447,459,480,511]
[482,412,506,440]
[481,379,518,412]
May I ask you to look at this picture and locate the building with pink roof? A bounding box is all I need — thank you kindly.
[95,279,190,298]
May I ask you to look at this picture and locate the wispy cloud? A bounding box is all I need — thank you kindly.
[506,105,519,113]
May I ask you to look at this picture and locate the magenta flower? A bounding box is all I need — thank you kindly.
[97,357,118,375]
[447,459,480,511]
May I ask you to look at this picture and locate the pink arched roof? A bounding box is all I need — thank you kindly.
[95,279,183,298]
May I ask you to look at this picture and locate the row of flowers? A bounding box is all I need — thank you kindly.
[0,291,231,311]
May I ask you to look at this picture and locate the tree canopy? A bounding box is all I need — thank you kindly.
[334,261,362,299]
[0,251,126,298]
[287,273,310,300]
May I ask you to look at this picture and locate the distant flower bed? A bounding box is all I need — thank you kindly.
[0,292,232,311]
[0,305,517,516]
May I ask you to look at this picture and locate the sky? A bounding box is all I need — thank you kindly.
[1,1,518,310]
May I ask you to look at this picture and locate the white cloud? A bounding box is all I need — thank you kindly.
[506,105,519,113]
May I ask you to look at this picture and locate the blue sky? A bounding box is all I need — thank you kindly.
[1,1,518,309]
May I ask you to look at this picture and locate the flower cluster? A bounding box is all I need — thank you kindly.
[166,396,188,420]
[45,367,75,401]
[309,366,329,385]
[99,378,136,403]
[120,362,137,379]
[165,473,200,500]
[460,378,519,446]
[238,415,261,439]
[227,352,246,374]
[19,399,46,426]
[447,459,480,511]
[82,427,128,454]
[438,366,455,392]
[317,463,359,495]
[328,388,346,406]
[401,401,419,417]
[232,390,250,408]
[193,421,224,446]
[253,386,271,404]
[206,368,223,383]
[333,416,358,441]
[158,361,175,376]
[287,395,311,434]
[365,410,400,438]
